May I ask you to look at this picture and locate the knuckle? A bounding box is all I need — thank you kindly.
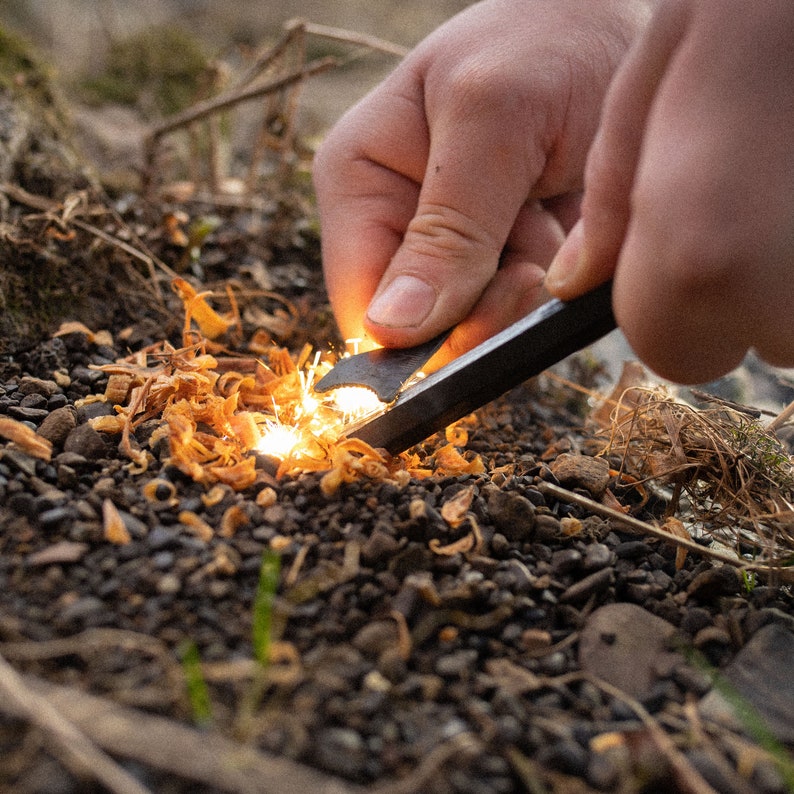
[404,204,498,263]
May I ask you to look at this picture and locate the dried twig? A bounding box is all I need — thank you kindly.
[15,673,362,794]
[767,397,794,433]
[0,651,152,794]
[0,181,177,307]
[574,672,720,794]
[143,19,408,197]
[143,55,336,190]
[601,387,794,565]
[297,20,410,58]
[372,732,482,794]
[538,481,794,583]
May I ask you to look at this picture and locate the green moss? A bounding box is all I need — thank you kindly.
[79,26,209,117]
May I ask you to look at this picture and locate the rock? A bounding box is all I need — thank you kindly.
[314,727,368,778]
[699,623,794,744]
[533,513,561,541]
[27,541,89,566]
[486,489,535,540]
[549,453,610,498]
[583,543,614,571]
[435,649,478,677]
[579,603,681,699]
[63,423,108,460]
[38,405,77,447]
[18,376,59,397]
[687,565,740,602]
[361,527,400,564]
[352,620,399,657]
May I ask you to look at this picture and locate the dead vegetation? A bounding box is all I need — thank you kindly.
[142,18,408,201]
[597,366,794,572]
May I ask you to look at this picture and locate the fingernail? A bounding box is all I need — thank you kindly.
[545,220,584,292]
[366,275,437,328]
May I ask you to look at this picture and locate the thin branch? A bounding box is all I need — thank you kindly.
[767,397,794,433]
[145,56,336,145]
[537,481,794,582]
[298,20,410,58]
[0,651,152,794]
[18,673,362,794]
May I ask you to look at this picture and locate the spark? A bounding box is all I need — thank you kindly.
[256,421,302,459]
[326,386,385,421]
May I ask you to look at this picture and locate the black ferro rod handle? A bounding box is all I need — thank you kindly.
[345,280,616,454]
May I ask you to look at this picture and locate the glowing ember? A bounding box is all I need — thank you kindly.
[256,421,302,459]
[324,385,384,420]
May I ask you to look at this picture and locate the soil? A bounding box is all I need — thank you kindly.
[1,12,794,794]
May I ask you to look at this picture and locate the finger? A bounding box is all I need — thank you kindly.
[313,77,430,343]
[363,61,549,347]
[545,0,691,300]
[427,199,570,366]
[613,4,794,381]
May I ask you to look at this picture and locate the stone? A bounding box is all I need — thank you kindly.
[699,623,794,744]
[37,405,77,447]
[549,453,611,498]
[486,489,535,540]
[579,603,681,699]
[63,423,108,460]
[686,565,740,602]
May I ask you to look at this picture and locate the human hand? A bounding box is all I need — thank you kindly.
[545,0,794,383]
[313,0,653,364]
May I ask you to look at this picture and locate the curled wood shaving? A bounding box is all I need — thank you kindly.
[178,510,215,542]
[440,485,475,528]
[660,516,690,570]
[86,277,484,493]
[54,321,114,348]
[0,417,53,461]
[219,505,250,538]
[429,515,484,557]
[172,278,234,340]
[102,499,131,545]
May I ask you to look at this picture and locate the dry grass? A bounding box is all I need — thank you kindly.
[604,384,794,568]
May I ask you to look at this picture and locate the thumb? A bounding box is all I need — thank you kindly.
[363,82,546,348]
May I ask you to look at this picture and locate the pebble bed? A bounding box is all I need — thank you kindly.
[1,322,793,793]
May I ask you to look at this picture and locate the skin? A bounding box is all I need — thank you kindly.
[313,0,794,383]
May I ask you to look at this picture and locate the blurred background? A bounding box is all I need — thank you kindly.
[0,0,472,136]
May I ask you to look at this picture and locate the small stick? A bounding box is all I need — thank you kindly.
[145,57,336,152]
[767,397,794,433]
[537,481,794,582]
[298,20,410,58]
[0,651,152,794]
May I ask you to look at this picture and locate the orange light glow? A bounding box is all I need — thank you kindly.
[325,385,384,421]
[252,348,387,461]
[256,421,302,458]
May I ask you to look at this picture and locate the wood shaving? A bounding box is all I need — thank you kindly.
[102,499,131,545]
[86,277,484,493]
[0,417,53,461]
